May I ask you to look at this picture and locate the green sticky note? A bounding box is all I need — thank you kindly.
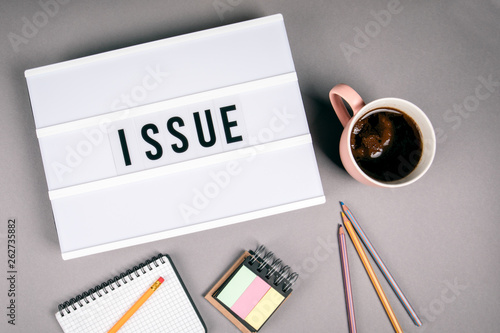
[216,266,256,308]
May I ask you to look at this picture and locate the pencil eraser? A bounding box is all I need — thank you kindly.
[158,277,165,283]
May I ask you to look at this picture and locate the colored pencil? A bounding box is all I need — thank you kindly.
[342,212,403,333]
[338,224,357,333]
[108,277,164,333]
[341,202,422,326]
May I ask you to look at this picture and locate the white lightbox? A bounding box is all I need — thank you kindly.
[25,14,325,260]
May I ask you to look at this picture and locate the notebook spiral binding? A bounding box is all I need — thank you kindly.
[247,245,298,293]
[57,254,166,317]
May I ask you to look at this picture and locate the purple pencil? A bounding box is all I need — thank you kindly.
[338,224,357,333]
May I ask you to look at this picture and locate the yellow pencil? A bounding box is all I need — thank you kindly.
[108,277,164,333]
[341,212,403,333]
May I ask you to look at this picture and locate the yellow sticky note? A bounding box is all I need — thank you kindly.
[245,287,285,330]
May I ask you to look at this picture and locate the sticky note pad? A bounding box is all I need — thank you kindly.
[231,276,271,318]
[245,288,285,330]
[216,266,256,308]
[206,248,297,333]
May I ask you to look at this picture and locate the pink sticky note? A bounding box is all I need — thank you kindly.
[231,276,271,319]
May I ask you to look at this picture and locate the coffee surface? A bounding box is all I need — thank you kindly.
[350,108,422,182]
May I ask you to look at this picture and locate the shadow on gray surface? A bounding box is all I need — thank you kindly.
[303,89,345,171]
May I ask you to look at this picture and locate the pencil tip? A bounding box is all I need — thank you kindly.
[340,211,348,222]
[340,202,349,214]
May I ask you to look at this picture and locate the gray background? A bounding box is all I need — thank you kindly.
[1,0,499,332]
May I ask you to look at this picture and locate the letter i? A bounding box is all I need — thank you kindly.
[118,129,132,166]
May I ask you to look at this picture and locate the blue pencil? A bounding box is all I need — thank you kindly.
[340,202,422,327]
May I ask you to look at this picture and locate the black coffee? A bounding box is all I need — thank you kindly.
[350,108,422,182]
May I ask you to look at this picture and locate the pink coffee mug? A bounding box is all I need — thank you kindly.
[329,84,436,188]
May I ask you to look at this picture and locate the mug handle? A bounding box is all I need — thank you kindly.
[329,84,365,127]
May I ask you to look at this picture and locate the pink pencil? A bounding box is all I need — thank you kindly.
[338,224,357,333]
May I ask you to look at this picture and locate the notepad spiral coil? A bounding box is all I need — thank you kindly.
[57,254,166,317]
[246,245,298,294]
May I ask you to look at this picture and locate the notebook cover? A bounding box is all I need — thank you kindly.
[55,254,206,332]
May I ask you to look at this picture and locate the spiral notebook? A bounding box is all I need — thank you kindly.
[55,254,206,333]
[205,246,298,332]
